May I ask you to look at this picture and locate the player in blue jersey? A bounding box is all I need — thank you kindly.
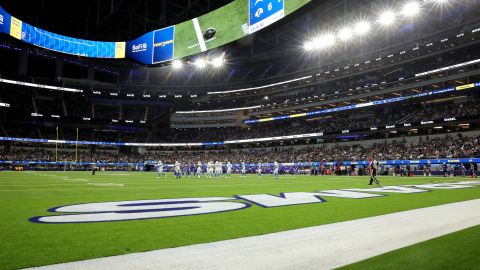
[257,162,263,177]
[157,160,166,178]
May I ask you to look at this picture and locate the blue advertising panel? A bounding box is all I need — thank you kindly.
[153,26,175,64]
[20,23,119,58]
[0,6,11,34]
[126,32,154,65]
[249,0,284,33]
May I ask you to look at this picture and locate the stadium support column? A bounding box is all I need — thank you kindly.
[18,53,28,76]
[55,59,64,80]
[119,69,132,84]
[145,69,150,84]
[236,109,249,127]
[225,144,231,154]
[88,65,95,81]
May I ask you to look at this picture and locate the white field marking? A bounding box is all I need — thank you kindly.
[192,18,207,51]
[63,179,89,182]
[8,181,480,199]
[0,187,128,192]
[187,36,217,49]
[97,174,132,176]
[87,183,124,187]
[0,180,69,182]
[0,180,468,191]
[0,180,89,187]
[24,199,480,270]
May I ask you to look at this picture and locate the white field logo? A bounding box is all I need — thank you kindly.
[30,181,480,223]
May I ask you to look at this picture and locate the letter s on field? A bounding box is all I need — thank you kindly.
[30,197,249,223]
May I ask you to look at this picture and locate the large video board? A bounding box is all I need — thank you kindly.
[0,0,310,64]
[0,6,125,59]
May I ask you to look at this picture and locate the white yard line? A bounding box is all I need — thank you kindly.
[87,183,124,187]
[192,17,207,51]
[24,199,480,270]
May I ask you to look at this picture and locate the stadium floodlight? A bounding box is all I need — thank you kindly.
[172,60,183,69]
[303,41,314,51]
[402,2,421,17]
[338,27,353,41]
[211,57,224,67]
[194,58,207,68]
[312,34,335,49]
[354,21,371,35]
[378,11,396,26]
[321,34,336,47]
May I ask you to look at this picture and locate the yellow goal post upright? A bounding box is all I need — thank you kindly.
[75,128,79,163]
[55,126,58,163]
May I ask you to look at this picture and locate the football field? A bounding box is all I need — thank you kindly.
[0,171,479,269]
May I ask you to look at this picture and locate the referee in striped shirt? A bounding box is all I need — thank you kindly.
[368,157,382,187]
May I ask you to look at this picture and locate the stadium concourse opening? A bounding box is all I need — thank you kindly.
[0,0,479,269]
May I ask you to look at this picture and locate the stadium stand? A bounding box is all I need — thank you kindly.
[2,1,480,269]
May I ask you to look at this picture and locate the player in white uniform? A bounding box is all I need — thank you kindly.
[241,161,246,178]
[196,161,202,178]
[273,161,279,179]
[226,162,232,178]
[214,161,222,178]
[212,161,218,178]
[157,161,166,178]
[207,161,213,178]
[257,162,263,177]
[174,161,181,179]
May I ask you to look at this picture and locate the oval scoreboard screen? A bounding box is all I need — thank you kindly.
[0,0,310,64]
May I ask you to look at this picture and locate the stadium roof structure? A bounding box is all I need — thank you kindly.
[0,0,478,88]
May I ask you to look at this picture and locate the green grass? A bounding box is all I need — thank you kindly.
[339,225,480,270]
[173,19,201,59]
[285,0,311,15]
[198,0,248,52]
[0,172,479,269]
[173,0,311,58]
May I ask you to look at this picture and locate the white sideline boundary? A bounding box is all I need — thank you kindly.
[25,199,480,270]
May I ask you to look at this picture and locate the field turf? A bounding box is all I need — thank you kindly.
[339,225,480,270]
[0,171,479,269]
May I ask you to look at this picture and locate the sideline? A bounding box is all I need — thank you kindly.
[24,199,480,270]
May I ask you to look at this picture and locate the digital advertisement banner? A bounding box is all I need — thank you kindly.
[249,0,285,34]
[21,23,124,58]
[0,6,11,35]
[126,32,154,64]
[0,0,310,64]
[153,26,175,63]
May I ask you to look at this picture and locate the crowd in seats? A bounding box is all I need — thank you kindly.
[1,135,478,164]
[2,97,479,144]
[163,99,480,143]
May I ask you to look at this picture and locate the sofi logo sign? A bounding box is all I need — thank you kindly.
[132,43,147,52]
[126,31,154,64]
[30,181,479,223]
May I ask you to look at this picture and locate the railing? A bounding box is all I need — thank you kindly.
[0,158,478,167]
